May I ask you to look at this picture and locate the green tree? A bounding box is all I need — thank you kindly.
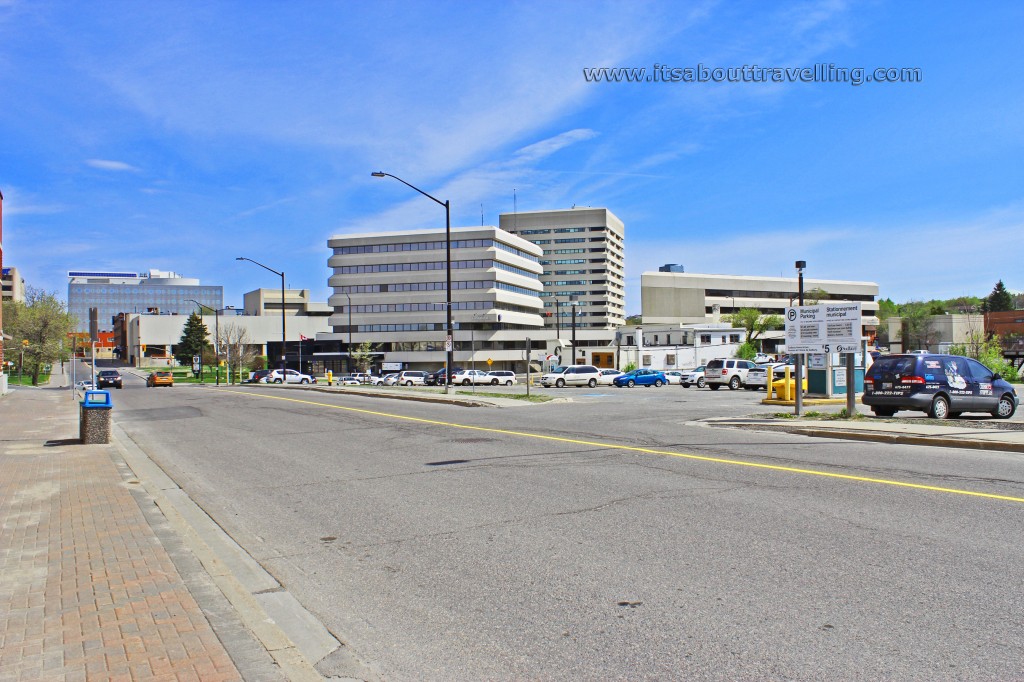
[949,333,1014,379]
[1,287,76,386]
[734,341,758,360]
[877,298,898,320]
[725,308,782,348]
[624,314,642,325]
[899,301,938,350]
[174,313,210,367]
[985,280,1013,312]
[350,341,376,372]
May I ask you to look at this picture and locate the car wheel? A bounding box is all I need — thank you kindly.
[405,381,413,386]
[993,394,1017,419]
[274,378,283,384]
[872,408,896,417]
[627,380,635,388]
[588,378,597,388]
[929,395,950,419]
[654,379,663,387]
[728,376,741,390]
[491,379,498,385]
[555,378,565,388]
[505,380,513,386]
[696,377,706,388]
[300,379,309,384]
[708,384,720,391]
[462,379,471,386]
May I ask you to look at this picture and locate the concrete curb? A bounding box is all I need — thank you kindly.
[112,422,381,680]
[706,419,1024,454]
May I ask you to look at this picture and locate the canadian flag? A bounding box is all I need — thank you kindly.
[300,335,311,341]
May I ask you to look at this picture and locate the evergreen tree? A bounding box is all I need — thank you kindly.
[174,313,210,366]
[986,280,1013,312]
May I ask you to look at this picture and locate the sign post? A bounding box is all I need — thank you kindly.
[785,303,863,416]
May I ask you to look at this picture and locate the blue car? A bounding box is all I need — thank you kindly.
[612,369,668,388]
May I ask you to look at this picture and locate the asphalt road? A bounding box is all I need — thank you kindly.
[107,370,1024,680]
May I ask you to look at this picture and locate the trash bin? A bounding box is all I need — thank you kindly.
[80,390,113,444]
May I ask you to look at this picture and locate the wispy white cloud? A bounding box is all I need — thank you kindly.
[85,158,141,172]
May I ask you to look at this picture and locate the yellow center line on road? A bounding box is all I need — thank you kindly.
[213,387,1024,505]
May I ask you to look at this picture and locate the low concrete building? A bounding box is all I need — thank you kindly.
[642,271,879,329]
[243,288,332,318]
[884,313,984,353]
[2,265,25,303]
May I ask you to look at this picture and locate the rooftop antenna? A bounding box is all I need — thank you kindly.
[513,189,518,230]
[481,203,484,226]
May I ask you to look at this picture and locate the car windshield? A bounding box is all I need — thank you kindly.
[155,372,171,377]
[870,356,917,375]
[549,366,568,374]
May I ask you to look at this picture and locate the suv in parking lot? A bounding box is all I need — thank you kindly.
[485,370,517,386]
[540,364,601,388]
[395,371,428,386]
[704,358,758,390]
[863,353,1018,419]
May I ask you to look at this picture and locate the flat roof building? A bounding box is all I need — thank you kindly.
[320,226,546,372]
[67,269,223,332]
[642,271,880,327]
[2,265,25,303]
[499,207,626,331]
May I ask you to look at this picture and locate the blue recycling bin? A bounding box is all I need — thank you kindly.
[80,390,113,444]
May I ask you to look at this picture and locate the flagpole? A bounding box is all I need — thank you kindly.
[299,336,302,375]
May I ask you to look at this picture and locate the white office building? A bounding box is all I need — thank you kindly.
[320,226,546,373]
[499,207,626,331]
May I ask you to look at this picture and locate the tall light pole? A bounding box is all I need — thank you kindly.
[372,171,453,394]
[554,298,562,339]
[237,257,286,377]
[795,260,806,416]
[569,295,579,363]
[187,299,220,385]
[344,291,353,373]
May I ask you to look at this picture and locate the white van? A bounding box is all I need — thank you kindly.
[540,365,601,388]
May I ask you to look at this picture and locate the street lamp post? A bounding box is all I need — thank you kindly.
[236,257,286,378]
[372,171,453,394]
[344,291,353,373]
[187,299,221,385]
[569,295,579,363]
[554,298,562,339]
[795,260,806,416]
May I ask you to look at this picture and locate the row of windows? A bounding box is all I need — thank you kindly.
[335,279,540,296]
[334,238,538,262]
[554,238,586,244]
[516,226,603,235]
[337,259,539,278]
[705,288,875,302]
[343,300,539,315]
[543,248,586,255]
[337,322,543,334]
[71,287,220,297]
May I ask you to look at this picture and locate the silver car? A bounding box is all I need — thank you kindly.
[681,366,706,388]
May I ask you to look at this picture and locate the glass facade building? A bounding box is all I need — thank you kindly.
[67,269,223,332]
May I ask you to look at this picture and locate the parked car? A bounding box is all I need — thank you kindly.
[744,362,790,391]
[862,353,1019,419]
[753,353,775,364]
[334,375,361,385]
[244,369,272,384]
[377,373,399,386]
[662,370,686,385]
[597,368,624,386]
[451,369,491,385]
[75,380,95,391]
[425,367,464,385]
[146,371,173,387]
[267,369,316,384]
[395,370,428,386]
[613,369,667,388]
[352,372,375,384]
[485,370,518,386]
[704,358,758,390]
[540,364,601,388]
[681,366,706,388]
[96,369,123,389]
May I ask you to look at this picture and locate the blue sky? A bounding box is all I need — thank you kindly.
[2,0,1022,314]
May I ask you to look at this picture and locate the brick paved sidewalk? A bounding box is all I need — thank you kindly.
[0,384,243,681]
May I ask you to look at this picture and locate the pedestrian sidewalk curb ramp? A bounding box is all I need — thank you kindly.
[112,422,382,681]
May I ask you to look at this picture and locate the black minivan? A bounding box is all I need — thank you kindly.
[862,353,1018,419]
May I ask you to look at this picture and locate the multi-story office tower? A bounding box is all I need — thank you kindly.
[67,269,223,332]
[1,266,23,303]
[499,207,626,331]
[324,226,545,372]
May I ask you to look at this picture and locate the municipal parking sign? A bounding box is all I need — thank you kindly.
[785,303,862,354]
